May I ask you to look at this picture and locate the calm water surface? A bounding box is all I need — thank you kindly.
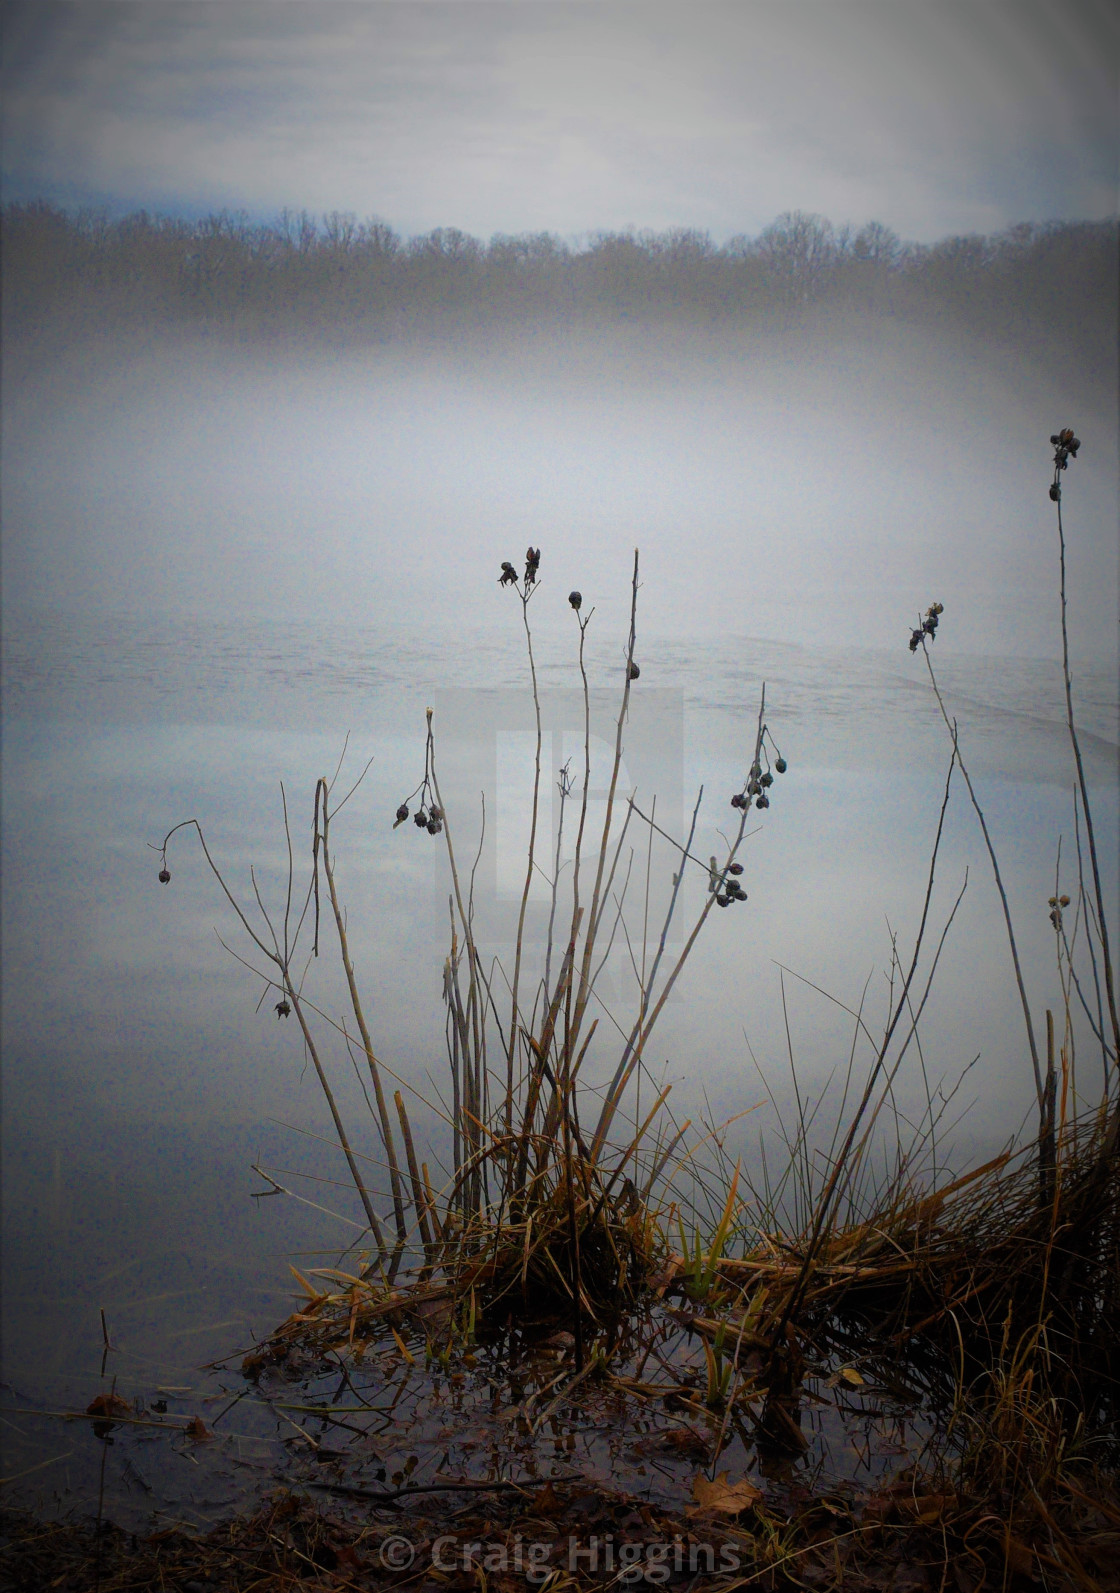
[2,605,1116,1521]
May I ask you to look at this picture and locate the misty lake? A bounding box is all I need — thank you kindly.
[1,294,1116,1527]
[2,595,1116,1523]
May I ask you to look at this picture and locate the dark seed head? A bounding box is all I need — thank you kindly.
[1050,434,1061,445]
[569,591,582,610]
[775,757,787,774]
[1049,483,1061,502]
[427,818,440,834]
[275,999,291,1019]
[158,867,171,884]
[756,794,769,809]
[760,771,773,787]
[396,804,409,822]
[728,862,743,876]
[414,810,428,827]
[730,793,745,809]
[716,894,730,907]
[628,662,640,680]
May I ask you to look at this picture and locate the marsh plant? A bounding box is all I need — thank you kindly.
[157,433,1117,1579]
[157,543,790,1366]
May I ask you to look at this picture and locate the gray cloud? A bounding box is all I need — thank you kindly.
[2,1,1116,238]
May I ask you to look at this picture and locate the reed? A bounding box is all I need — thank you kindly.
[157,543,788,1356]
[156,429,1116,1571]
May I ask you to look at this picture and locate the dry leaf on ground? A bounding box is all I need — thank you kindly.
[690,1471,762,1515]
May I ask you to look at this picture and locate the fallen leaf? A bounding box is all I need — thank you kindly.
[908,1492,955,1524]
[86,1393,132,1437]
[631,1427,709,1461]
[86,1393,131,1420]
[541,1330,576,1350]
[1004,1535,1036,1575]
[185,1416,213,1442]
[531,1483,565,1518]
[691,1471,762,1515]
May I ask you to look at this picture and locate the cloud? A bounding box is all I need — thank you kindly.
[1,1,1116,238]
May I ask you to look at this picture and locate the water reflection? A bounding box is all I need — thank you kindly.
[1,606,1115,1518]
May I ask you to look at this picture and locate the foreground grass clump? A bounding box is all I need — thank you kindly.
[156,436,1117,1585]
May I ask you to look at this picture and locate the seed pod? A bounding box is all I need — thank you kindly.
[760,771,773,788]
[396,804,409,822]
[629,662,640,680]
[1049,483,1061,502]
[414,810,428,827]
[158,867,171,884]
[569,591,582,610]
[716,894,730,907]
[728,862,743,876]
[775,757,787,774]
[730,793,745,809]
[747,780,760,797]
[275,999,291,1019]
[1050,434,1061,445]
[429,805,442,821]
[1060,894,1070,907]
[427,818,440,834]
[756,794,769,809]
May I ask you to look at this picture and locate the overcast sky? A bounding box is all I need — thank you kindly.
[2,0,1117,242]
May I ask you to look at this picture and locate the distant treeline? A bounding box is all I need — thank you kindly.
[3,202,1116,369]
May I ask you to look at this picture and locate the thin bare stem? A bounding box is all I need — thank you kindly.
[318,778,406,1252]
[1055,476,1120,1073]
[920,639,1043,1112]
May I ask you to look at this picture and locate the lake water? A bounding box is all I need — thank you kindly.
[1,600,1116,1523]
